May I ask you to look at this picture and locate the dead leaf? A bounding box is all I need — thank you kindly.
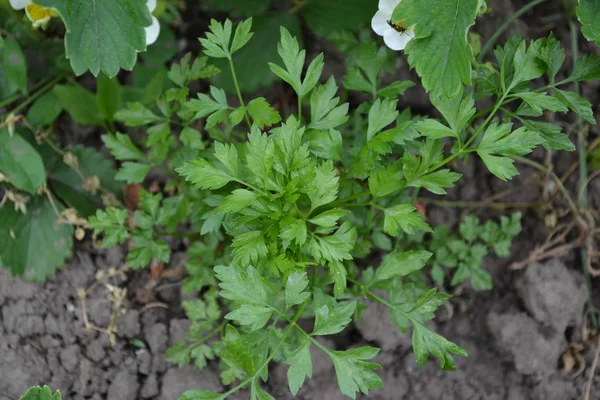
[124,184,143,211]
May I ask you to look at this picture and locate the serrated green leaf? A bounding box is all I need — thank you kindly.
[279,218,308,248]
[0,128,45,194]
[432,90,476,136]
[19,385,62,400]
[478,123,544,155]
[186,86,229,128]
[200,19,233,59]
[554,89,596,124]
[286,341,312,396]
[312,301,356,336]
[304,129,343,161]
[374,250,432,283]
[578,0,600,47]
[216,189,257,214]
[368,163,404,197]
[225,304,273,331]
[537,34,565,79]
[177,159,235,190]
[393,0,478,98]
[520,119,575,151]
[89,208,129,248]
[115,162,152,184]
[328,347,383,399]
[477,123,543,181]
[37,0,152,77]
[367,98,398,141]
[231,18,254,55]
[268,26,304,94]
[247,97,282,129]
[127,235,171,269]
[569,54,600,81]
[383,204,431,236]
[479,153,517,181]
[115,102,163,126]
[215,265,271,305]
[180,127,205,150]
[513,92,568,114]
[219,12,301,94]
[408,169,462,195]
[378,80,415,98]
[102,132,146,161]
[412,323,467,370]
[285,272,310,308]
[251,381,274,400]
[308,77,349,130]
[510,40,545,90]
[0,197,73,282]
[165,340,192,367]
[232,231,268,265]
[306,160,339,211]
[414,119,455,139]
[308,209,349,229]
[330,261,348,298]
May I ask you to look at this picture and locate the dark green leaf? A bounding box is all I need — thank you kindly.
[102,132,146,161]
[247,97,282,129]
[328,347,383,399]
[312,301,356,335]
[54,84,103,126]
[37,0,152,77]
[97,73,122,121]
[0,197,73,282]
[27,91,63,127]
[2,36,27,93]
[0,128,45,194]
[393,0,478,98]
[115,162,152,184]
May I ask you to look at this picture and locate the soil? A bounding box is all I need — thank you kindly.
[3,0,600,399]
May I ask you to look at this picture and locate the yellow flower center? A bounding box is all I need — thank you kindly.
[25,4,56,27]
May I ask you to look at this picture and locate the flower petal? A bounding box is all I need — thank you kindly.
[9,0,30,10]
[379,0,401,13]
[383,30,412,51]
[371,10,390,36]
[145,16,160,45]
[147,0,157,13]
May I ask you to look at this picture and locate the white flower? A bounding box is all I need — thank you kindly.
[145,0,160,46]
[371,0,415,51]
[9,0,56,28]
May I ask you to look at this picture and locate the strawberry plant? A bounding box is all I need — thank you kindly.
[3,0,600,399]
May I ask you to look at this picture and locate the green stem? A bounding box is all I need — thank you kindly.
[228,57,252,129]
[298,96,303,124]
[220,300,309,398]
[569,20,597,330]
[478,0,550,62]
[0,76,56,109]
[0,75,63,120]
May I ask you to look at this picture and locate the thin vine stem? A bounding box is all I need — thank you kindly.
[0,75,64,120]
[227,57,252,129]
